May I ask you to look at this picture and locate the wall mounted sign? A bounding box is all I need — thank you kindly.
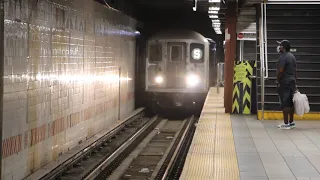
[237,32,256,41]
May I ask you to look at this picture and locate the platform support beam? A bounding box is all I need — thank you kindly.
[0,0,4,177]
[224,2,237,113]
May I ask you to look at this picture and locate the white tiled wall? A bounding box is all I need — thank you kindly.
[2,0,137,179]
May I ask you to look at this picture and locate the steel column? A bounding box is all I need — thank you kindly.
[0,0,4,177]
[224,2,237,113]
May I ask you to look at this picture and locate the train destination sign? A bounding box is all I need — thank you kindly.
[192,48,203,60]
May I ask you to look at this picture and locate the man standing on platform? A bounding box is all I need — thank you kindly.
[276,40,297,130]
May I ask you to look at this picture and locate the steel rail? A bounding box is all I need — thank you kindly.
[84,115,160,180]
[159,116,195,180]
[38,107,145,180]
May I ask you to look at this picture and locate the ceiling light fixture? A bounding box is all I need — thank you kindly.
[209,15,218,18]
[193,0,197,11]
[212,19,220,23]
[209,6,220,11]
[212,23,220,28]
[208,0,222,35]
[208,10,219,14]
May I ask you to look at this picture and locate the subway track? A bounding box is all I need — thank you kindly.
[60,116,154,180]
[94,116,197,180]
[37,108,197,180]
[36,108,147,180]
[119,120,184,180]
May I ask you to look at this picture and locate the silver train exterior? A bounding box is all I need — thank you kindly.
[145,29,216,115]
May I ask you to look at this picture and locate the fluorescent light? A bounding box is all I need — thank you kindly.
[209,15,218,18]
[209,7,220,11]
[212,23,220,28]
[215,29,222,34]
[212,19,220,23]
[208,10,219,14]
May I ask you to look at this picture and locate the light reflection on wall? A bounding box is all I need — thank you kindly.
[4,74,132,83]
[4,18,135,83]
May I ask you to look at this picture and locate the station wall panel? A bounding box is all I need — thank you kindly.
[2,0,137,179]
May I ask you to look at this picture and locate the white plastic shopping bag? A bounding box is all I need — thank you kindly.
[302,93,310,114]
[293,91,310,116]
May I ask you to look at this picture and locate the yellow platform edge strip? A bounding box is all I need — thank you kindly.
[214,113,240,180]
[257,110,320,120]
[180,88,240,180]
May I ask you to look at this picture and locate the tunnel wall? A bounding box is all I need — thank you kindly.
[2,0,137,179]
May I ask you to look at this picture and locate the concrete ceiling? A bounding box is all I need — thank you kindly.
[94,0,261,38]
[128,0,227,38]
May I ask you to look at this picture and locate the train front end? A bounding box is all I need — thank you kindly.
[145,30,211,116]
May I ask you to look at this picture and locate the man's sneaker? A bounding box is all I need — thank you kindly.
[290,122,296,128]
[277,124,291,129]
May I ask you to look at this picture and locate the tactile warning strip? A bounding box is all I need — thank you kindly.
[180,88,240,180]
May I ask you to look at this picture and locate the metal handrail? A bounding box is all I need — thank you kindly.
[161,116,195,180]
[216,63,220,93]
[216,63,224,93]
[263,3,269,79]
[240,40,244,62]
[260,3,266,120]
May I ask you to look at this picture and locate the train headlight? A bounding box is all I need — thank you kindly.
[186,74,200,87]
[155,76,163,84]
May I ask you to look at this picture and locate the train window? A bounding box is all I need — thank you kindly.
[170,45,183,62]
[149,43,162,62]
[190,43,204,63]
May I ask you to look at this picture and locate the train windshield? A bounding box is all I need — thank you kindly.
[148,43,162,62]
[170,45,183,62]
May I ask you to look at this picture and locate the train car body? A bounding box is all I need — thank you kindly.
[145,29,216,116]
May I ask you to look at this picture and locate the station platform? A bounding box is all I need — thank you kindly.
[180,87,320,180]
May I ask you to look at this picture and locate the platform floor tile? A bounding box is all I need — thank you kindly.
[180,87,320,180]
[232,115,320,180]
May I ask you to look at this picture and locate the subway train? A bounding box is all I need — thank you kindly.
[144,29,217,117]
